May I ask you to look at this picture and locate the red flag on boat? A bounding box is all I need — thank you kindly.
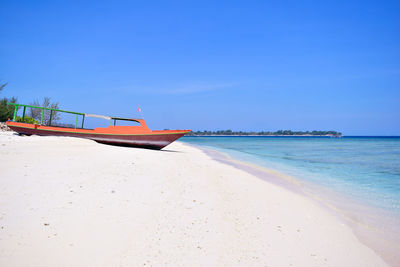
[138,106,141,112]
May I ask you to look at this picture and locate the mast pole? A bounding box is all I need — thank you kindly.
[138,105,144,119]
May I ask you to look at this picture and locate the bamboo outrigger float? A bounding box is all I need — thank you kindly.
[6,103,191,150]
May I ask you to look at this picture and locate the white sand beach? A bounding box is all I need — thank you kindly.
[0,132,388,266]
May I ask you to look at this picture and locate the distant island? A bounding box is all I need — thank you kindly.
[187,130,342,137]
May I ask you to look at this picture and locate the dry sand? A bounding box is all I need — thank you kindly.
[0,132,387,266]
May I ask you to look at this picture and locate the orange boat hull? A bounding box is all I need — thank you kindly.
[6,121,191,150]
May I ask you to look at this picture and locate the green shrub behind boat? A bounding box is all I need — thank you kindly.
[15,116,40,124]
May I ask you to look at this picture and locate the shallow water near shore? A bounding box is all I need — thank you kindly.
[181,136,400,265]
[182,136,400,215]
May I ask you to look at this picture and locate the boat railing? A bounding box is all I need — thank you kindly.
[7,103,143,129]
[8,103,86,128]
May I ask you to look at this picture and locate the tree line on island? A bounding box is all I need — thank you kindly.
[187,130,342,137]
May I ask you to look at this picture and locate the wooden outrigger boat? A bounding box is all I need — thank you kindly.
[6,103,191,150]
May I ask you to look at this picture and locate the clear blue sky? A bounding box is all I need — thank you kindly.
[1,0,399,135]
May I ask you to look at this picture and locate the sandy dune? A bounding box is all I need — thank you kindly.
[0,132,387,266]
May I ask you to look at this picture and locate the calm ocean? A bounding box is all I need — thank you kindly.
[181,136,400,218]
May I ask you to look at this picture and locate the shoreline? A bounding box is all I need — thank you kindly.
[187,135,341,137]
[187,142,400,267]
[0,132,388,266]
[185,135,400,137]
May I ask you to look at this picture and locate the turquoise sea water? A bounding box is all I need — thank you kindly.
[181,136,400,217]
